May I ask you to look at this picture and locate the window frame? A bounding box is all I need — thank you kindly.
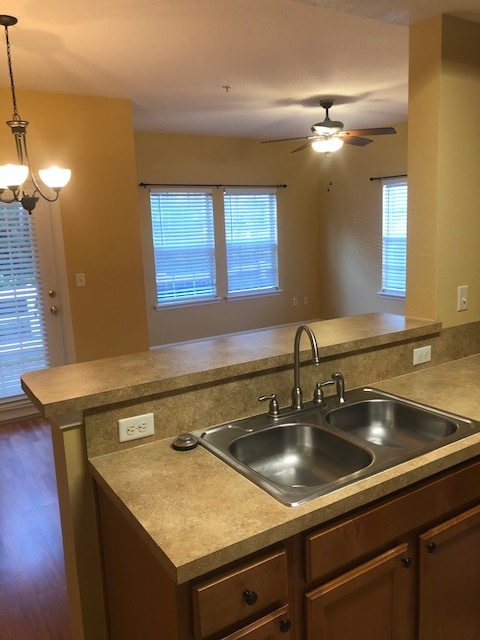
[148,186,281,310]
[149,188,218,309]
[223,187,279,300]
[380,178,408,300]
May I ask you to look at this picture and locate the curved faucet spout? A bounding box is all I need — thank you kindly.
[291,324,320,409]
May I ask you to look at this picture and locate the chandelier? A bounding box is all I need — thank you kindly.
[0,15,71,214]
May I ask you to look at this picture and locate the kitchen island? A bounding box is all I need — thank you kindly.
[21,313,480,640]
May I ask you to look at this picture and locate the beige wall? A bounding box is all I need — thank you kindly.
[6,15,479,359]
[0,89,150,362]
[315,123,408,319]
[135,132,325,346]
[407,15,480,326]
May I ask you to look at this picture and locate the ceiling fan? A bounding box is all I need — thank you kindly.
[262,100,397,153]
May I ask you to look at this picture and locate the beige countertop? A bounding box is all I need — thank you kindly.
[89,354,480,586]
[21,313,439,416]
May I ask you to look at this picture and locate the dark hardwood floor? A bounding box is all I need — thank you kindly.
[0,417,72,639]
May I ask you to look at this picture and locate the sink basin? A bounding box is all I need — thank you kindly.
[230,423,373,487]
[325,399,458,449]
[191,387,480,507]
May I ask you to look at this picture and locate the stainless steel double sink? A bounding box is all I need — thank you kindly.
[192,388,480,506]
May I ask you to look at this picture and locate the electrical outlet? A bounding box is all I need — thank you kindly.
[304,296,309,305]
[293,297,298,306]
[118,413,155,442]
[413,345,432,366]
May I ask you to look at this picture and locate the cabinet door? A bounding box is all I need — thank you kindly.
[220,605,292,640]
[418,504,480,640]
[305,543,414,640]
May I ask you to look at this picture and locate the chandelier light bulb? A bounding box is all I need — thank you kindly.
[38,166,72,189]
[311,137,344,153]
[0,163,29,189]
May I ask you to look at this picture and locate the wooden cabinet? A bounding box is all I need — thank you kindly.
[96,457,480,640]
[96,486,293,640]
[305,544,414,640]
[418,504,480,640]
[302,460,480,640]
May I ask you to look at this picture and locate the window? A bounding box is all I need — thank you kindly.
[149,188,279,307]
[0,202,49,398]
[382,179,407,297]
[150,190,216,306]
[224,189,278,297]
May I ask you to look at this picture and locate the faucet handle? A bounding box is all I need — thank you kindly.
[258,394,280,417]
[313,379,335,405]
[331,372,346,403]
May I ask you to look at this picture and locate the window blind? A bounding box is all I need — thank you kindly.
[382,181,408,296]
[224,190,279,296]
[0,202,49,399]
[150,190,217,305]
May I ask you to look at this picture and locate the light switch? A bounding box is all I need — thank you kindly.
[75,273,86,287]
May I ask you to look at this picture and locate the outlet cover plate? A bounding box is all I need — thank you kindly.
[118,412,155,443]
[413,345,432,366]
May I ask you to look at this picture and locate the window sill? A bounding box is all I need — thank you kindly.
[377,291,405,301]
[226,289,283,302]
[155,297,221,311]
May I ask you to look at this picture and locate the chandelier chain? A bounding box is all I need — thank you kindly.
[3,24,19,120]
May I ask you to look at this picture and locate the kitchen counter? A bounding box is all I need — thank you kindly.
[89,354,480,585]
[21,313,439,416]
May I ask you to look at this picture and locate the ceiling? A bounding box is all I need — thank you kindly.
[0,0,479,141]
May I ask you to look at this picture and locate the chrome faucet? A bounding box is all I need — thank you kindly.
[291,324,320,409]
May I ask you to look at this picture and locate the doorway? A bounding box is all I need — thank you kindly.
[0,200,73,421]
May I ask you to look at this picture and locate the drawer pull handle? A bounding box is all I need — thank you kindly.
[242,589,258,606]
[401,557,412,568]
[426,542,437,554]
[279,618,292,633]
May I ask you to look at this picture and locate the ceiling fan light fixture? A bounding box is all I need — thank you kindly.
[312,121,343,136]
[311,138,344,153]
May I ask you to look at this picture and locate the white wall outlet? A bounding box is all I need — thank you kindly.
[293,297,298,306]
[118,412,155,443]
[304,296,309,305]
[457,284,468,311]
[413,345,432,366]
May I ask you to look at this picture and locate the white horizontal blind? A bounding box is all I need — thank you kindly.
[224,190,278,296]
[150,190,217,305]
[382,181,408,296]
[0,202,49,399]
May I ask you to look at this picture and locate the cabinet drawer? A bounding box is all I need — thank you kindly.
[192,549,288,639]
[219,605,292,639]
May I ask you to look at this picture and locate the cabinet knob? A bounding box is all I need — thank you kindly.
[401,557,412,568]
[279,618,292,633]
[426,542,437,554]
[242,589,258,606]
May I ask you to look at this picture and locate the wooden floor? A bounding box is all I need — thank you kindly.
[0,417,72,639]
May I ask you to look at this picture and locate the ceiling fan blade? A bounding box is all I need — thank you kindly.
[344,127,397,137]
[342,135,373,147]
[261,135,312,144]
[291,140,314,153]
